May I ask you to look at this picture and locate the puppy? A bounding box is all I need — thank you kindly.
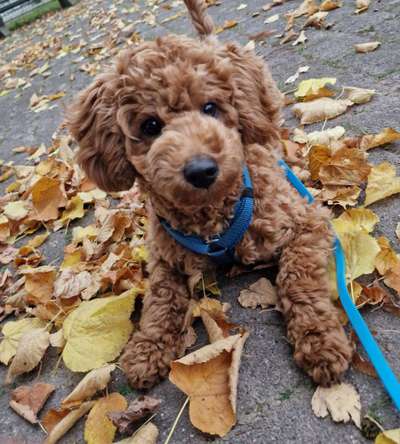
[66,0,353,389]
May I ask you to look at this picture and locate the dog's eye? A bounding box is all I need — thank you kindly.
[202,102,218,117]
[140,117,164,137]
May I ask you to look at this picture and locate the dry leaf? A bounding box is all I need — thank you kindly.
[364,162,400,206]
[292,98,353,124]
[292,30,307,45]
[10,382,55,424]
[169,333,249,437]
[311,383,361,427]
[108,396,161,435]
[22,265,56,304]
[344,86,375,104]
[43,401,95,444]
[320,186,361,208]
[384,262,400,294]
[6,328,50,384]
[352,352,377,378]
[113,422,159,444]
[375,429,400,444]
[294,78,336,101]
[54,269,93,299]
[0,318,46,365]
[304,11,328,29]
[360,128,400,150]
[355,0,370,13]
[332,208,379,235]
[62,364,116,408]
[319,0,341,11]
[84,393,128,444]
[4,201,29,221]
[62,289,137,371]
[375,237,399,276]
[355,41,381,53]
[302,126,345,146]
[293,0,319,18]
[238,277,277,309]
[31,177,67,221]
[264,14,279,23]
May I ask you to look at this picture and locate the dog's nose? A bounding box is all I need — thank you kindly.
[183,155,219,188]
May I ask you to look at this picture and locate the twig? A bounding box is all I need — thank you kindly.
[163,396,189,444]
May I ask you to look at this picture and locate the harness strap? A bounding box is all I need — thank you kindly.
[160,166,254,265]
[279,159,400,411]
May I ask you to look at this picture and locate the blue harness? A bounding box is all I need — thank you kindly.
[161,159,400,411]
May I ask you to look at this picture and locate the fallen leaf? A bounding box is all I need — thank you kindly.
[292,0,319,18]
[10,382,55,424]
[62,364,116,408]
[22,265,56,304]
[360,128,400,150]
[6,328,50,384]
[62,289,137,371]
[113,422,159,444]
[383,262,400,294]
[319,0,341,11]
[0,318,46,365]
[311,383,361,427]
[375,237,399,276]
[84,393,128,444]
[54,269,93,299]
[332,208,379,235]
[364,162,400,206]
[4,201,29,221]
[375,429,400,444]
[292,30,307,45]
[294,78,336,101]
[43,401,95,444]
[359,282,387,307]
[31,177,67,221]
[238,277,277,309]
[320,185,361,208]
[301,126,345,146]
[215,20,238,34]
[344,86,375,104]
[304,11,328,29]
[264,14,279,23]
[352,352,377,378]
[108,396,161,435]
[355,41,381,53]
[292,98,353,124]
[285,65,310,84]
[355,0,370,13]
[169,333,249,437]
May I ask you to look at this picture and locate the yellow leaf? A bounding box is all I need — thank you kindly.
[169,333,249,437]
[360,128,400,150]
[6,328,50,384]
[375,237,399,276]
[43,401,95,444]
[375,429,400,444]
[311,383,361,427]
[31,177,67,221]
[192,297,225,317]
[84,393,127,444]
[292,98,353,124]
[62,289,137,372]
[354,41,381,53]
[4,201,29,221]
[332,208,379,235]
[72,225,99,243]
[61,248,83,270]
[78,188,107,203]
[59,196,85,224]
[62,365,116,408]
[364,162,400,206]
[343,86,375,104]
[0,318,46,365]
[320,186,361,208]
[113,422,159,444]
[26,233,49,249]
[294,78,336,101]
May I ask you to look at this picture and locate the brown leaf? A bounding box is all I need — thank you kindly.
[360,128,400,150]
[352,352,377,378]
[43,401,95,444]
[42,408,70,433]
[108,396,161,435]
[383,262,400,294]
[10,382,55,424]
[375,237,399,276]
[113,422,159,444]
[169,333,249,437]
[31,177,67,221]
[319,0,341,11]
[22,266,56,304]
[238,277,277,309]
[54,269,93,299]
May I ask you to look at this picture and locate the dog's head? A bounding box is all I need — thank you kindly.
[66,34,282,210]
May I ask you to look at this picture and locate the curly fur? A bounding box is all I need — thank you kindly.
[66,0,353,389]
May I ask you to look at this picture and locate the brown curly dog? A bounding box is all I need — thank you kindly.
[66,0,353,389]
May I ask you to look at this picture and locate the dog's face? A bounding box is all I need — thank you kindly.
[67,35,282,210]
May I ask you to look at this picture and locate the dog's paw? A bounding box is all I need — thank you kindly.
[120,331,178,389]
[293,327,353,387]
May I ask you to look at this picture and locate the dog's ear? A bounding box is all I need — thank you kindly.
[223,43,283,146]
[66,75,136,192]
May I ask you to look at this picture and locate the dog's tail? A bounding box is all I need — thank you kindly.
[183,0,214,37]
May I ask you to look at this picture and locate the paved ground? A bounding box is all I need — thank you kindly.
[1,0,400,443]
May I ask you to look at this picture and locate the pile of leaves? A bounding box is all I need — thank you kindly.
[1,0,400,443]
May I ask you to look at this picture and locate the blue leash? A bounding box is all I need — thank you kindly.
[278,159,400,411]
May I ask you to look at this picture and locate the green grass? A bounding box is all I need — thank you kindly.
[7,0,61,31]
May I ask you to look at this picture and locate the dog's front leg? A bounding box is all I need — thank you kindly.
[120,259,191,389]
[276,207,353,386]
